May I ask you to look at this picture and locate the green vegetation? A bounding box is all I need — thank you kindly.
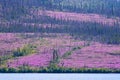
[62,46,84,58]
[13,44,36,57]
[0,66,119,73]
[0,55,13,66]
[62,51,72,58]
[72,46,83,51]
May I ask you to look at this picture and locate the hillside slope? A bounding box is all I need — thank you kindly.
[0,0,120,20]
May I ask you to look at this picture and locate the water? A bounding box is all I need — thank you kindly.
[0,74,119,80]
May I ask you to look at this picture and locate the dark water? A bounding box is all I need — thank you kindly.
[0,74,119,80]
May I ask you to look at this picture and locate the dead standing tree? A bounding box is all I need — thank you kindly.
[52,49,59,63]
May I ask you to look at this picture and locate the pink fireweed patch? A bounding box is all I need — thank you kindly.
[59,42,120,69]
[33,10,120,26]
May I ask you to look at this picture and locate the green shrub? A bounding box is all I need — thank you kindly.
[72,46,83,51]
[62,46,84,58]
[0,66,119,73]
[13,44,36,57]
[62,51,72,58]
[0,55,13,65]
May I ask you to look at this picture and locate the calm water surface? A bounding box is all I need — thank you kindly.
[0,74,119,80]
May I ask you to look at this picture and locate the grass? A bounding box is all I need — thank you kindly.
[0,65,119,73]
[13,44,36,57]
[62,46,83,58]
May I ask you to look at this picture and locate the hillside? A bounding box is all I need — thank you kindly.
[0,0,120,20]
[0,0,120,73]
[0,0,120,44]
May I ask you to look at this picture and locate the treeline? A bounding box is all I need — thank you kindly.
[0,16,120,44]
[53,0,120,17]
[0,0,120,20]
[38,0,120,17]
